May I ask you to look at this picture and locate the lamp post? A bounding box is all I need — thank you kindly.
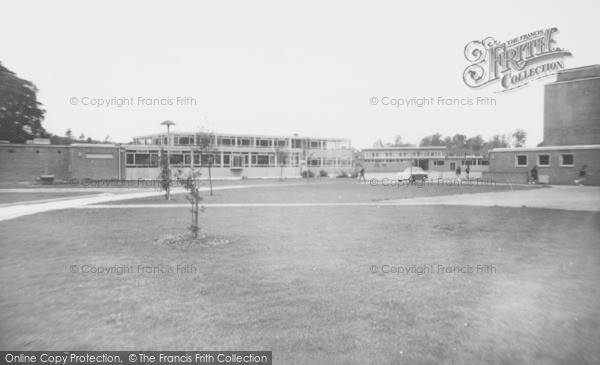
[161,120,176,146]
[161,120,176,161]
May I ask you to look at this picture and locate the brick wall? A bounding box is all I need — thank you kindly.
[482,171,529,184]
[69,145,125,181]
[489,148,600,185]
[543,70,600,146]
[0,144,125,184]
[0,145,70,182]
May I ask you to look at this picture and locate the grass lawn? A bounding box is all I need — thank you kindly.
[0,192,101,205]
[97,179,536,205]
[1,185,599,364]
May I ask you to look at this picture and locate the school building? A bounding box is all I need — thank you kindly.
[0,133,354,183]
[359,146,489,179]
[2,66,597,185]
[126,132,354,179]
[485,65,600,185]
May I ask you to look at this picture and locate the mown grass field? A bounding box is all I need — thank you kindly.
[0,182,598,364]
[98,178,533,205]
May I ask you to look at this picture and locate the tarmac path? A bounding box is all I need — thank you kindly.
[384,185,600,212]
[0,185,598,222]
[0,184,297,222]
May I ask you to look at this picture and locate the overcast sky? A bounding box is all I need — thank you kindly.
[2,0,599,148]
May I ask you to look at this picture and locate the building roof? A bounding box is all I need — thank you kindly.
[361,146,446,151]
[553,64,600,83]
[491,145,600,153]
[133,131,350,141]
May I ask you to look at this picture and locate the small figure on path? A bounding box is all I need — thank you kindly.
[574,165,589,186]
[529,165,538,185]
[358,165,366,183]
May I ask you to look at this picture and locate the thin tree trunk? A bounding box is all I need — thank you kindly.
[194,200,199,239]
[191,196,194,236]
[208,165,213,196]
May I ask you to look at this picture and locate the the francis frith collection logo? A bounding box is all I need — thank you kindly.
[463,28,572,92]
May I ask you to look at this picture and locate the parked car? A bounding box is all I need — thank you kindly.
[397,167,428,182]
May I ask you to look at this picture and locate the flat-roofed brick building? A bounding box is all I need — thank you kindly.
[487,65,600,185]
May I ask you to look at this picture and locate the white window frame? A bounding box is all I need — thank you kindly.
[231,155,244,168]
[515,154,528,167]
[559,153,574,167]
[536,154,550,167]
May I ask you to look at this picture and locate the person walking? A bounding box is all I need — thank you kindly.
[465,165,470,180]
[455,166,461,180]
[574,165,589,186]
[358,165,366,183]
[529,165,538,185]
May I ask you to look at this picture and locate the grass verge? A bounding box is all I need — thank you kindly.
[0,203,598,364]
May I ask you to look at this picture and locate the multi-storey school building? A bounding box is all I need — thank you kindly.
[126,132,354,179]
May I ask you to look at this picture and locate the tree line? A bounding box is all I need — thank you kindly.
[373,130,528,153]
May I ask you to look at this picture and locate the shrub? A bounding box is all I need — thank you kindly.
[319,170,328,177]
[336,171,349,178]
[301,170,315,178]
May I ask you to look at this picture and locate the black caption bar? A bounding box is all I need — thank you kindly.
[0,352,272,365]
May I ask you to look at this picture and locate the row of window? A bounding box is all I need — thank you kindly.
[126,152,288,167]
[362,158,488,165]
[366,151,445,158]
[125,151,352,168]
[460,160,489,166]
[515,154,574,167]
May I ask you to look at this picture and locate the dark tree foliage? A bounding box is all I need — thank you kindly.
[0,62,47,143]
[372,135,414,148]
[418,132,512,152]
[419,133,444,147]
[512,129,527,147]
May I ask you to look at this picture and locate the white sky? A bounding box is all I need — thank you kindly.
[1,0,599,149]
